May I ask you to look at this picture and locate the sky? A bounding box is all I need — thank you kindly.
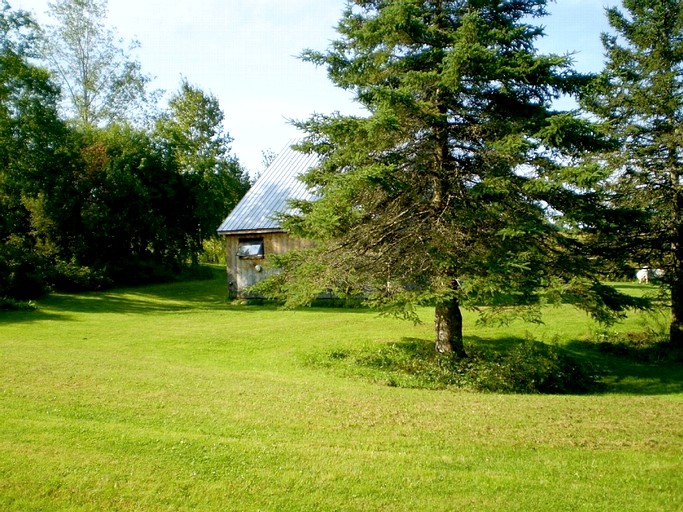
[10,0,617,175]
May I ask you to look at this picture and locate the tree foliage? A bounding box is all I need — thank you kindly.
[38,0,153,126]
[257,0,645,355]
[57,126,199,282]
[0,3,245,298]
[0,2,69,299]
[582,0,683,346]
[155,79,249,252]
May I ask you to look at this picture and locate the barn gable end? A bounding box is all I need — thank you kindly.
[217,144,318,298]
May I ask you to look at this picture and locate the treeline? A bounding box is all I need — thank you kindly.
[0,1,249,305]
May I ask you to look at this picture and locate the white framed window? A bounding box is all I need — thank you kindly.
[237,238,264,258]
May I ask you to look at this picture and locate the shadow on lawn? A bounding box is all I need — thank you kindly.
[0,308,66,324]
[468,336,683,395]
[563,339,683,396]
[0,291,373,327]
[465,335,683,396]
[0,271,262,322]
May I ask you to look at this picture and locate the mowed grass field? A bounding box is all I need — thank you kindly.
[1,268,682,511]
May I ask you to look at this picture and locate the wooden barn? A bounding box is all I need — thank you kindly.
[217,144,318,298]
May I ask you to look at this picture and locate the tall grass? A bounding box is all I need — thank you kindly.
[1,269,681,511]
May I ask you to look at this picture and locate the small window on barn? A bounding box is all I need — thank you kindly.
[237,238,264,259]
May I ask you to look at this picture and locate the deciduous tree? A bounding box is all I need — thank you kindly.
[38,0,154,126]
[0,1,70,299]
[155,79,249,256]
[55,125,199,283]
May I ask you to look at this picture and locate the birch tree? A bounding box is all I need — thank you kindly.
[39,0,153,126]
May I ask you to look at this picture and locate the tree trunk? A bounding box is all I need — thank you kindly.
[670,230,683,347]
[670,171,683,348]
[434,296,466,357]
[670,281,683,347]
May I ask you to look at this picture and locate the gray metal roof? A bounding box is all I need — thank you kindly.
[217,142,319,234]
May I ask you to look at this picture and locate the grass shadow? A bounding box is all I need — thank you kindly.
[464,335,529,352]
[0,266,249,321]
[468,334,683,396]
[470,333,683,396]
[0,308,68,324]
[0,287,371,327]
[315,334,683,396]
[564,339,683,395]
[316,336,603,394]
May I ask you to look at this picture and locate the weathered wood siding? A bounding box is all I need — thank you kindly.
[224,231,312,298]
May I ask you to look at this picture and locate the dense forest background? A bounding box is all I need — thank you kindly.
[0,0,250,305]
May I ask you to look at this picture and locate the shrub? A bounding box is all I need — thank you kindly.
[51,261,113,292]
[477,340,601,394]
[0,244,50,300]
[312,338,603,394]
[0,297,36,311]
[594,328,683,363]
[200,237,225,264]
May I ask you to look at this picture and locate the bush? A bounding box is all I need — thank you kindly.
[476,340,601,394]
[0,243,50,300]
[52,259,218,292]
[0,297,36,311]
[200,237,225,264]
[51,261,113,292]
[311,338,603,394]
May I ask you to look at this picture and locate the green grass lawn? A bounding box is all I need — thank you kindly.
[1,268,682,511]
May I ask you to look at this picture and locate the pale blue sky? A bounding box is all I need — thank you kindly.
[11,0,616,174]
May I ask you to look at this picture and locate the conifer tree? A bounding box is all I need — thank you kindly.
[262,0,643,355]
[583,0,683,347]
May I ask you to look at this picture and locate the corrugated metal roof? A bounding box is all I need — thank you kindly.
[217,142,319,234]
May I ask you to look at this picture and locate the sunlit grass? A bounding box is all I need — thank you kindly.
[1,270,681,511]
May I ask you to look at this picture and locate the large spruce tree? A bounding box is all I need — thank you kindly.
[261,0,642,355]
[583,0,683,347]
